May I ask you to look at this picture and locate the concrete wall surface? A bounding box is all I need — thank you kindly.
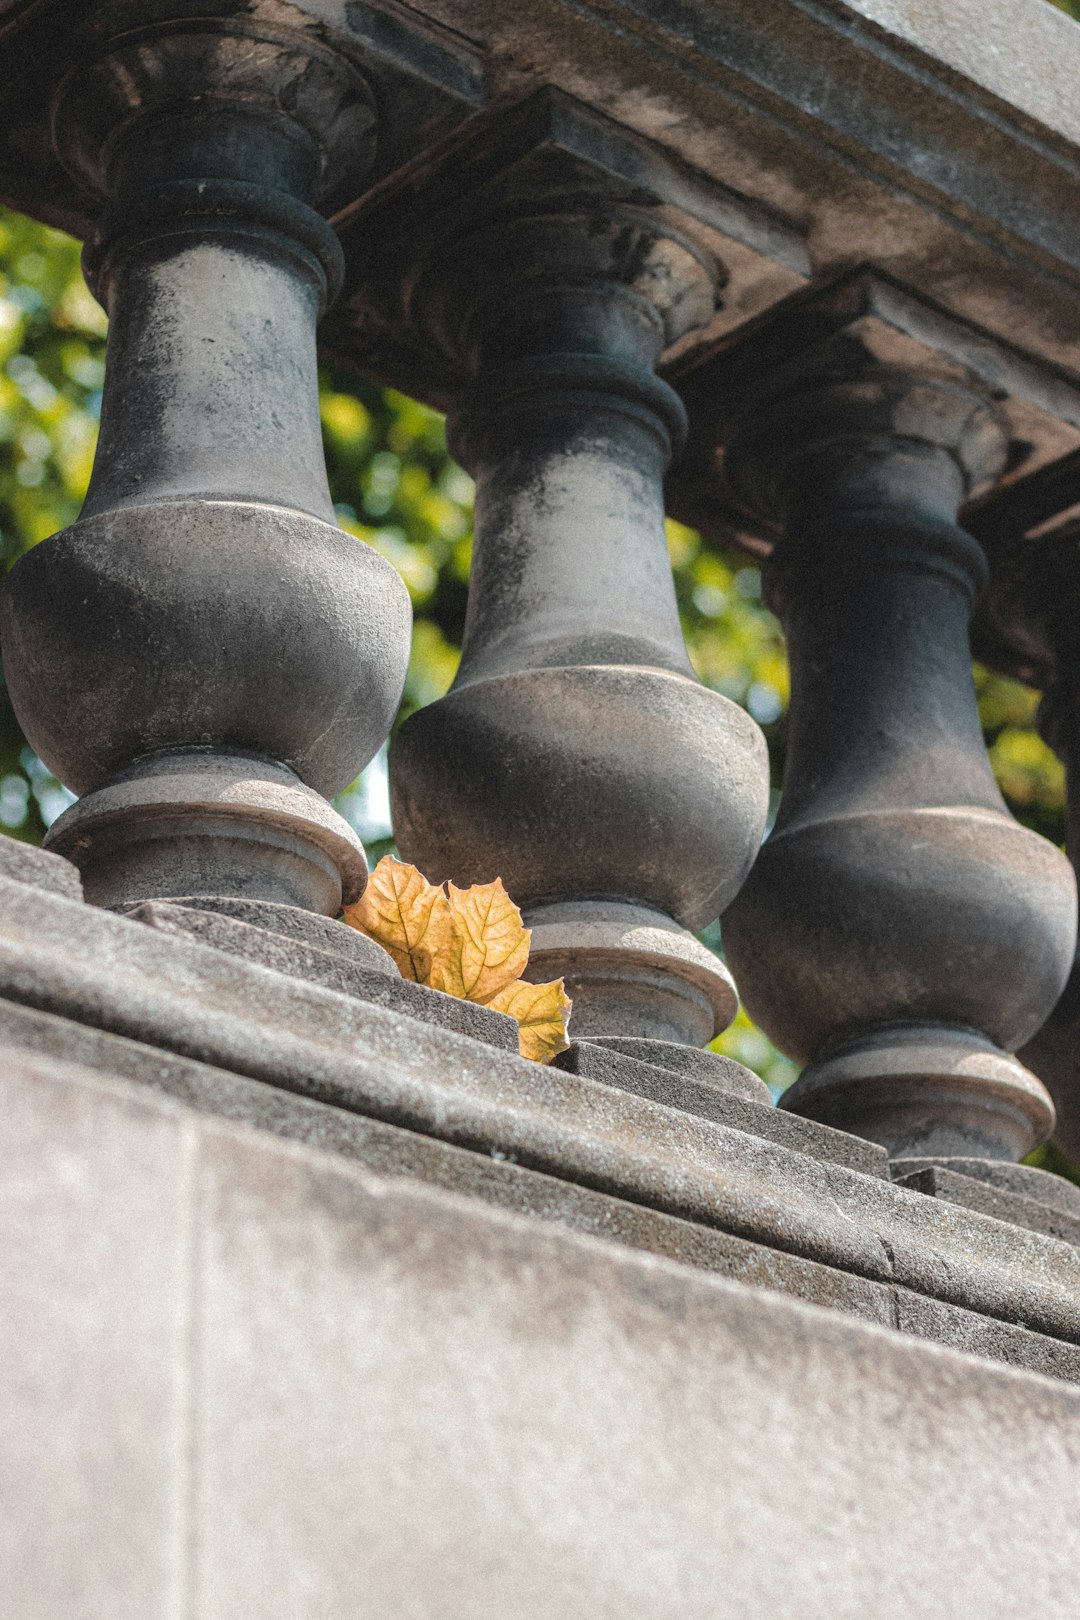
[4,1045,1080,1620]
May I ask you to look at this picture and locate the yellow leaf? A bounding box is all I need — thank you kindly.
[430,877,531,1004]
[488,978,573,1063]
[342,860,569,1060]
[342,855,451,983]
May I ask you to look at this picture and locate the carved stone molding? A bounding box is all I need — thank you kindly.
[326,87,808,410]
[667,270,1080,562]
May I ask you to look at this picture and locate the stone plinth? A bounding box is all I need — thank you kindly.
[5,1045,1080,1620]
[3,841,1080,1620]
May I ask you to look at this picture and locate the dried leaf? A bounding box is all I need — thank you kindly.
[343,854,451,983]
[430,878,531,1004]
[488,977,573,1063]
[343,859,569,1061]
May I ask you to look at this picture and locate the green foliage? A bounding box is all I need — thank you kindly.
[0,213,105,840]
[1026,1136,1080,1186]
[320,382,470,718]
[0,205,1071,1102]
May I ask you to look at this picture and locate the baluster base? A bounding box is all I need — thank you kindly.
[45,750,367,915]
[781,1022,1054,1162]
[523,899,738,1047]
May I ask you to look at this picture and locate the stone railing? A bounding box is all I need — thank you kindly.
[11,14,1080,1609]
[2,0,1080,1231]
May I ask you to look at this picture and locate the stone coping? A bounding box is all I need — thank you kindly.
[0,871,1078,1352]
[2,994,1078,1386]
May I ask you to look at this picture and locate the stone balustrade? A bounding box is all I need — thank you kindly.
[379,113,772,1079]
[0,6,1079,1166]
[666,276,1080,1185]
[5,5,1080,1613]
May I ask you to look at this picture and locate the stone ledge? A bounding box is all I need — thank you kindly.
[0,995,897,1329]
[557,1039,889,1178]
[0,874,1078,1353]
[125,897,518,1052]
[7,996,1080,1384]
[894,1287,1080,1384]
[325,0,1080,401]
[897,1164,1080,1249]
[0,836,82,901]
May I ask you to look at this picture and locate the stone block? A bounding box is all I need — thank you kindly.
[896,1154,1080,1216]
[896,1164,1080,1249]
[133,893,399,973]
[0,999,894,1329]
[11,993,1077,1382]
[894,1287,1080,1385]
[196,1135,1080,1619]
[1,874,1079,1343]
[0,832,82,901]
[127,899,518,1051]
[0,1049,186,1620]
[556,1038,890,1177]
[586,1034,772,1104]
[189,1124,1080,1620]
[6,1052,1080,1618]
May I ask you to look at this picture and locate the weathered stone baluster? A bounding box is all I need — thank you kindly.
[389,203,771,1075]
[0,23,411,917]
[721,363,1077,1164]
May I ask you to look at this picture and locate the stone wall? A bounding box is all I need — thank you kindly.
[6,1042,1080,1619]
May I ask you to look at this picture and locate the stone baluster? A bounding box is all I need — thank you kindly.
[388,203,771,1078]
[720,362,1077,1165]
[0,21,411,919]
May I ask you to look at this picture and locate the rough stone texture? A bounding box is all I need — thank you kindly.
[951,1154,1080,1217]
[154,894,397,971]
[0,1051,189,1620]
[323,0,1080,398]
[127,899,518,1050]
[843,0,1080,148]
[6,993,1080,1385]
[0,998,898,1327]
[6,1048,1080,1620]
[0,837,82,900]
[1,874,1079,1343]
[896,1164,1080,1250]
[556,1039,890,1178]
[893,1288,1080,1386]
[586,1033,772,1104]
[13,0,1080,395]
